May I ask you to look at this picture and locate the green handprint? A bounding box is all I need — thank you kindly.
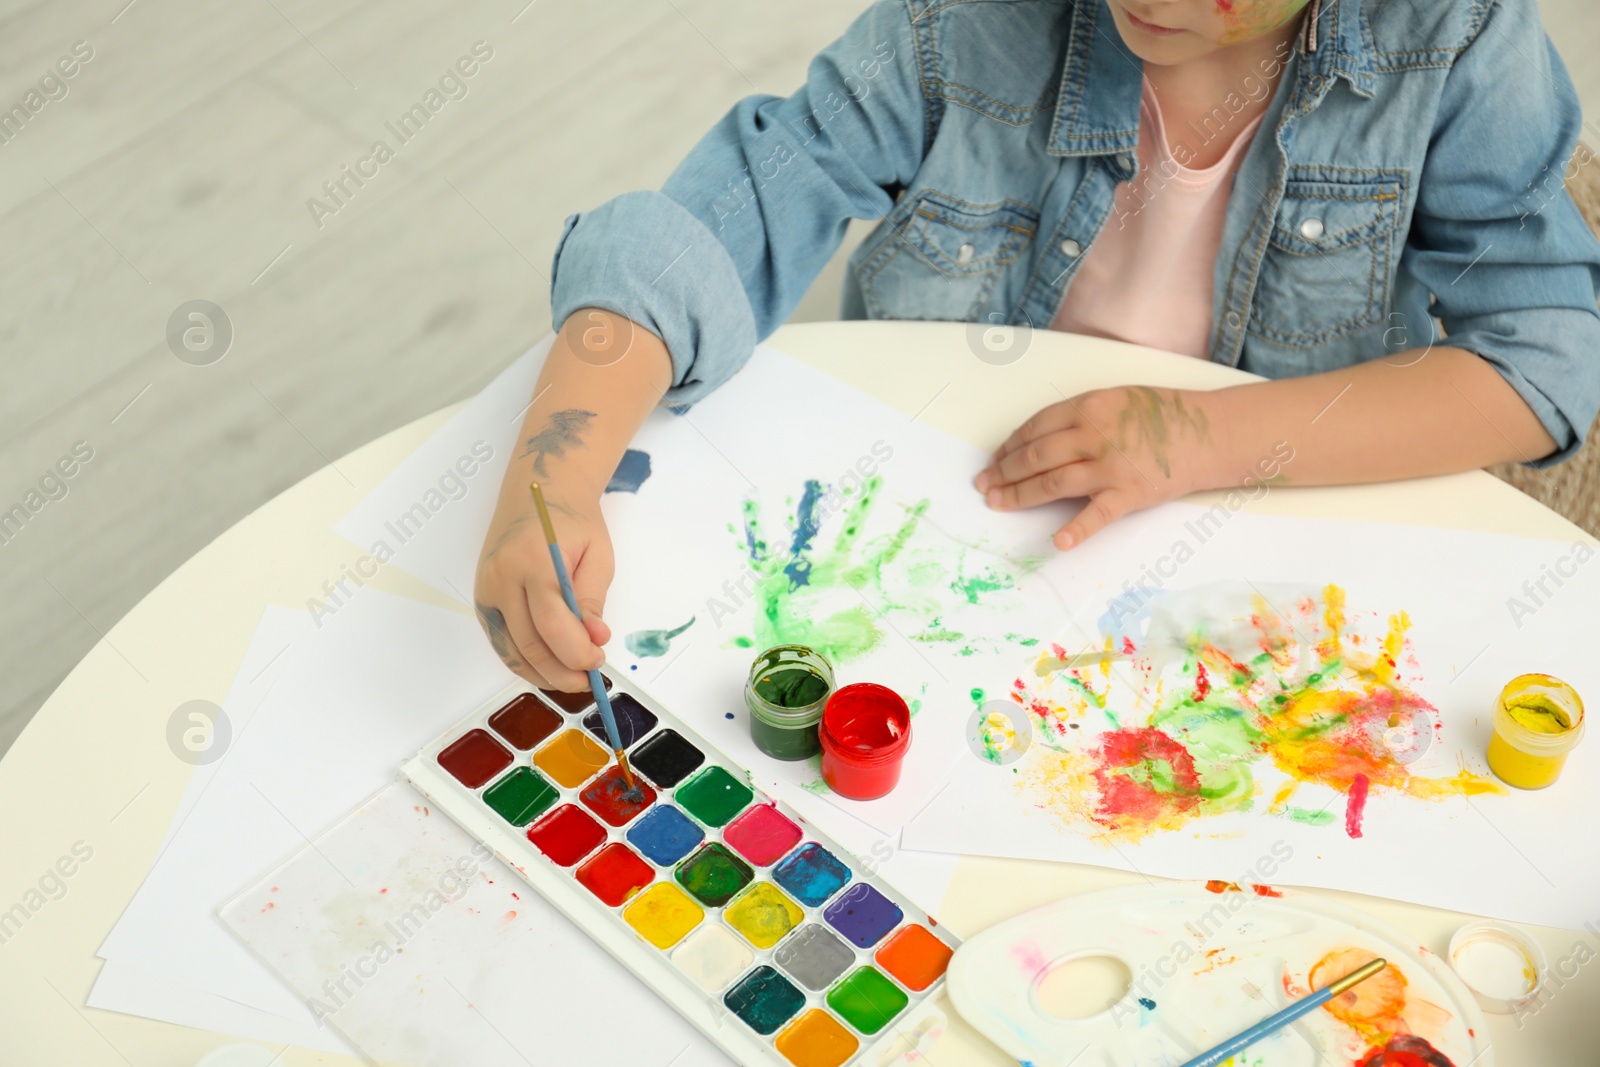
[728,475,1039,664]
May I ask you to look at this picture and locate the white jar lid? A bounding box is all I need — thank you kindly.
[1448,919,1547,1015]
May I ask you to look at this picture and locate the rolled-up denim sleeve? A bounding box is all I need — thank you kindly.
[549,1,926,405]
[1402,0,1600,466]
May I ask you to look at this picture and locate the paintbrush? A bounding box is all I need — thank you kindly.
[1175,958,1387,1067]
[529,482,636,790]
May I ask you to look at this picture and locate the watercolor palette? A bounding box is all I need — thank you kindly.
[948,882,1492,1067]
[403,672,957,1067]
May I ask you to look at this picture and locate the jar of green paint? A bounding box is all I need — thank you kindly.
[745,645,834,761]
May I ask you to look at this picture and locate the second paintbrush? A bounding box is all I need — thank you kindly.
[529,481,636,789]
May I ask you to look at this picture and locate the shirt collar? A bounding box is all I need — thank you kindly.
[1047,0,1375,157]
[1299,0,1377,100]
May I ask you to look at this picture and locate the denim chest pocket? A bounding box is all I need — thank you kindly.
[857,191,1038,322]
[1250,171,1406,346]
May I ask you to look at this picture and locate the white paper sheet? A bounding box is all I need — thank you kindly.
[601,353,1083,832]
[90,605,324,1036]
[97,590,510,1018]
[902,504,1600,931]
[86,957,354,1055]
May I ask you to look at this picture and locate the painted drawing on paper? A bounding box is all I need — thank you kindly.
[1003,582,1503,844]
[713,473,1048,666]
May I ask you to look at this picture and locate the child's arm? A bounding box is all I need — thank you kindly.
[984,0,1600,548]
[977,346,1557,549]
[474,310,671,689]
[476,3,928,685]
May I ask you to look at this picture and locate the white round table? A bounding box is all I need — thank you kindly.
[3,322,1592,1063]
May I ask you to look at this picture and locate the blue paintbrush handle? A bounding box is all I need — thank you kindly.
[544,539,624,753]
[1175,987,1334,1067]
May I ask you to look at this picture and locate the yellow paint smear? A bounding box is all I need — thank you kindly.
[724,882,803,949]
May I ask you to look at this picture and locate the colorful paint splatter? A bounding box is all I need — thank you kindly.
[1304,948,1462,1066]
[726,475,1044,665]
[1014,584,1501,843]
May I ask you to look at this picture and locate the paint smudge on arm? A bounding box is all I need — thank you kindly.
[522,408,598,477]
[476,601,526,673]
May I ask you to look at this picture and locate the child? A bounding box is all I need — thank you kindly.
[474,0,1600,690]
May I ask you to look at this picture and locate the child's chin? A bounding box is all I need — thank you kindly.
[1116,32,1216,66]
[1109,15,1216,65]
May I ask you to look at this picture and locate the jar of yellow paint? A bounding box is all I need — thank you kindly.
[1486,674,1584,789]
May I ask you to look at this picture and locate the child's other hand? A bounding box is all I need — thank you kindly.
[474,491,613,692]
[974,386,1213,550]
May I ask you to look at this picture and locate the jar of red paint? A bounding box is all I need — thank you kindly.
[819,683,911,800]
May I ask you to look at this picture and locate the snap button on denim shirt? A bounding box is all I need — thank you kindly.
[550,0,1600,464]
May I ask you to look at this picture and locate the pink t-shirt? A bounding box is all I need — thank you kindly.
[1051,77,1265,358]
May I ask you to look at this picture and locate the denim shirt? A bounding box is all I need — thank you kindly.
[550,0,1600,464]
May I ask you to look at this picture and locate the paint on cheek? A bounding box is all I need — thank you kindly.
[1215,0,1310,45]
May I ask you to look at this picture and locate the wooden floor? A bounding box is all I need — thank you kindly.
[2,0,1597,756]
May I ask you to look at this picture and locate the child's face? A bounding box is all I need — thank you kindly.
[1108,0,1310,62]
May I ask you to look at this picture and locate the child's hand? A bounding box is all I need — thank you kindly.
[975,386,1214,550]
[474,490,613,692]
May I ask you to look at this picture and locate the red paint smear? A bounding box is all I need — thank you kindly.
[1354,1035,1458,1066]
[1345,773,1371,838]
[1122,636,1136,655]
[1215,0,1234,10]
[1251,884,1283,898]
[1271,687,1440,794]
[1193,662,1211,702]
[1092,728,1202,826]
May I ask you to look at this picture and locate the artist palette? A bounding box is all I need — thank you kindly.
[403,671,956,1067]
[948,883,1492,1067]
